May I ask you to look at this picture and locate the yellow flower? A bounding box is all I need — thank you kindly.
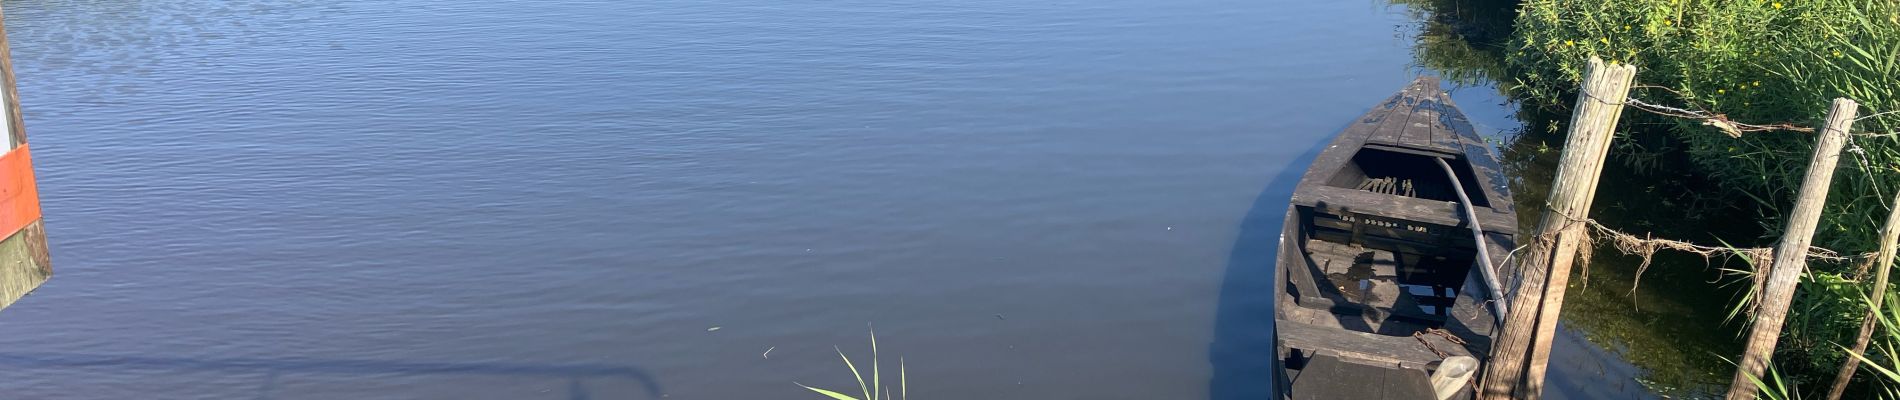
[1773,2,1782,8]
[1834,50,1844,57]
[1718,89,1726,94]
[1600,37,1610,44]
[1624,25,1632,31]
[1753,81,1761,86]
[1565,40,1575,46]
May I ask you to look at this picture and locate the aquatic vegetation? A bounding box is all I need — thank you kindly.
[1508,0,1900,387]
[796,327,906,400]
[1838,294,1900,399]
[1751,293,1900,399]
[1740,359,1806,400]
[1509,0,1899,252]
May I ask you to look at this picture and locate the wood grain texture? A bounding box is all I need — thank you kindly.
[1724,98,1858,400]
[1279,76,1521,399]
[0,220,49,311]
[1518,60,1638,400]
[1478,58,1636,400]
[0,3,47,313]
[1363,87,1417,149]
[1289,352,1438,399]
[0,3,22,151]
[1279,320,1465,367]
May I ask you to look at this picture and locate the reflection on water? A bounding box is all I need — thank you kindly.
[1209,134,1331,400]
[1,0,1532,398]
[1392,0,1517,88]
[0,352,664,400]
[1498,119,1741,399]
[1401,0,1743,397]
[0,0,1743,397]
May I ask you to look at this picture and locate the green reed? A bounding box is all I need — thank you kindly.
[796,326,906,400]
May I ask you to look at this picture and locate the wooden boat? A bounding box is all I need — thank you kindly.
[1273,77,1518,399]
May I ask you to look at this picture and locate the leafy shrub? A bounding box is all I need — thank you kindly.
[1506,0,1900,385]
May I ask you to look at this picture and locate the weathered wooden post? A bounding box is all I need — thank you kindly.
[1478,57,1636,400]
[1724,98,1858,400]
[0,3,49,312]
[1826,191,1900,400]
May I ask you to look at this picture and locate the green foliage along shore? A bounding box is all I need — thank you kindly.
[1505,0,1900,388]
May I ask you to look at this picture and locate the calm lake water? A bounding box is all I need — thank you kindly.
[0,0,1686,398]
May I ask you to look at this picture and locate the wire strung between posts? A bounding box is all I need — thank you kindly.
[1623,97,1817,136]
[1856,109,1900,122]
[1588,85,1900,138]
[1589,85,1895,200]
[1536,207,1872,317]
[1559,84,1893,311]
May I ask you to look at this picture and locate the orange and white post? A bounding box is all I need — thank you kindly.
[0,5,49,312]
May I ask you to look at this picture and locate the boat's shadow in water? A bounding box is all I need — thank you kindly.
[0,351,664,400]
[1207,133,1334,400]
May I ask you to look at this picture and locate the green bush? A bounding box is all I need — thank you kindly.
[1506,0,1900,386]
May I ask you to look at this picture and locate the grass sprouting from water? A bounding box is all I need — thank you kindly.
[796,326,907,400]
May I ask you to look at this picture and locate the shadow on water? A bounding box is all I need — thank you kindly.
[0,352,664,400]
[1207,129,1338,400]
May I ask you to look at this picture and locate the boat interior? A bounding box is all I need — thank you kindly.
[1277,146,1498,374]
[1275,77,1512,399]
[1288,148,1487,328]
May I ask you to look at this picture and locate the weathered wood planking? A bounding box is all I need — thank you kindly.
[0,220,48,308]
[1479,59,1636,400]
[1279,320,1468,368]
[0,4,21,151]
[1362,91,1417,148]
[1289,352,1438,399]
[1723,99,1857,400]
[0,3,49,313]
[1278,76,1518,400]
[1293,77,1515,238]
[1398,93,1441,152]
[1296,185,1513,233]
[1365,80,1467,157]
[1430,96,1459,152]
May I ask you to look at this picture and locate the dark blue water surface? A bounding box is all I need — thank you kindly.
[0,0,1660,398]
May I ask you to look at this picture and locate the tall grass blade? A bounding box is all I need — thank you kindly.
[836,346,872,400]
[1725,354,1799,400]
[797,326,908,400]
[797,383,863,400]
[870,325,880,400]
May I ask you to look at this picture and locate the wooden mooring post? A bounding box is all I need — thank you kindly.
[1478,57,1636,400]
[1825,191,1900,400]
[0,3,49,312]
[1724,98,1858,400]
